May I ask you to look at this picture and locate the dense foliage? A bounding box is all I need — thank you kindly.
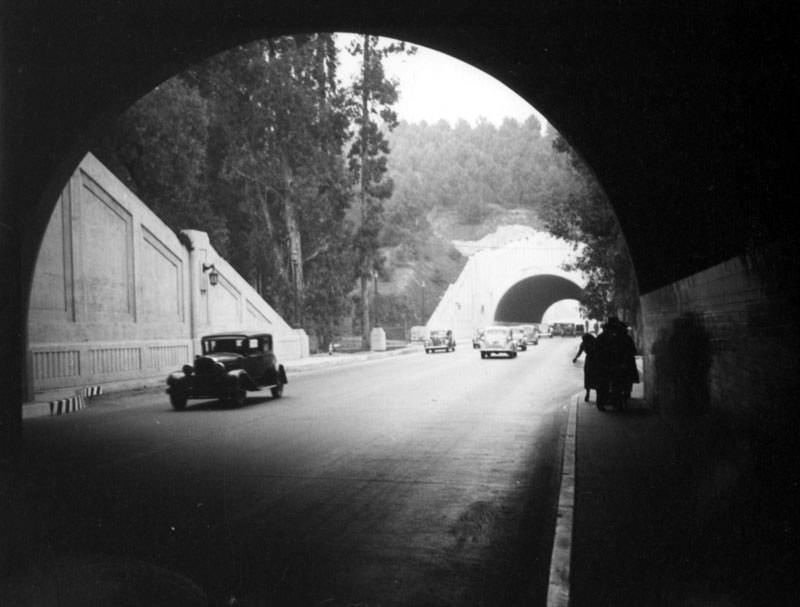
[346,35,413,345]
[537,136,639,322]
[383,120,639,323]
[92,34,637,346]
[94,35,356,346]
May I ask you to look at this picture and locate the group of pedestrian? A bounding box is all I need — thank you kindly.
[572,316,639,409]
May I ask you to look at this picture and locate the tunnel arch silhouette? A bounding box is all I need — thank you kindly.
[493,274,583,324]
[3,4,790,448]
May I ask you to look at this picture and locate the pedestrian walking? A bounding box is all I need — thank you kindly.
[573,332,599,402]
[594,316,636,410]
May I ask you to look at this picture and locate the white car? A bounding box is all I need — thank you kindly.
[479,326,517,359]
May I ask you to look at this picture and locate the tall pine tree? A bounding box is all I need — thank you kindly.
[347,34,415,346]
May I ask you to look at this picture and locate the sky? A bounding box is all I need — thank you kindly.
[335,34,548,132]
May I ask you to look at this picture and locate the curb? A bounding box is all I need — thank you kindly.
[23,349,423,418]
[284,345,421,372]
[546,393,579,607]
[23,385,103,420]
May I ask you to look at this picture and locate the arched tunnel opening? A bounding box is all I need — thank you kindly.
[2,8,796,605]
[493,274,583,324]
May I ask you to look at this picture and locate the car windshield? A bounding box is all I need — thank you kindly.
[203,338,246,355]
[485,329,508,339]
[430,331,447,337]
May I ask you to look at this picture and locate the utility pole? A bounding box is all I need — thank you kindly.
[421,280,425,324]
[359,34,372,350]
[373,270,379,327]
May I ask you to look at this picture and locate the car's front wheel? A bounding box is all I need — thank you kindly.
[271,382,284,398]
[229,387,246,408]
[169,392,187,411]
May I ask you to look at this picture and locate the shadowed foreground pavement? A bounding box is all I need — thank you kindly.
[570,395,795,607]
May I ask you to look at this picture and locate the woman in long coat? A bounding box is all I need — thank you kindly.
[573,333,599,402]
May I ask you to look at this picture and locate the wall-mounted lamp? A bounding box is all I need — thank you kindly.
[202,263,219,286]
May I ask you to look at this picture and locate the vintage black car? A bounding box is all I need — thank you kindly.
[166,332,287,410]
[424,329,456,353]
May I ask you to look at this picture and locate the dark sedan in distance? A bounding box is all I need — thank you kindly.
[425,329,456,353]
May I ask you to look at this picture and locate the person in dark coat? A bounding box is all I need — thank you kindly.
[595,316,635,410]
[620,324,639,403]
[595,316,635,409]
[573,332,599,402]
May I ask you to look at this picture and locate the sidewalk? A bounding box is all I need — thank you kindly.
[282,341,423,373]
[565,390,783,606]
[568,393,698,606]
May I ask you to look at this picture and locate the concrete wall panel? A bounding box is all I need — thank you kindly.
[28,154,307,398]
[29,194,70,314]
[80,173,134,319]
[141,227,184,321]
[211,274,243,327]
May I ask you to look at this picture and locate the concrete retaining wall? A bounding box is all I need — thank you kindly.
[641,240,798,428]
[640,238,799,546]
[27,154,307,398]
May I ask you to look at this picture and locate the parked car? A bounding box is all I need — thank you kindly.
[480,326,517,359]
[425,329,456,353]
[511,326,528,351]
[166,332,287,410]
[472,328,485,349]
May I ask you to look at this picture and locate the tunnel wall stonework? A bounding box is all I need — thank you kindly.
[640,239,799,531]
[27,154,306,398]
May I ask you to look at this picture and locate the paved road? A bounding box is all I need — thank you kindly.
[5,338,583,606]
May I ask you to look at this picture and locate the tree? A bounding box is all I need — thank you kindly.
[192,36,355,328]
[539,135,639,323]
[347,34,415,347]
[97,36,357,342]
[92,77,230,255]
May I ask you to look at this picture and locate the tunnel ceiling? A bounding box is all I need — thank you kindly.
[2,2,794,296]
[494,275,583,324]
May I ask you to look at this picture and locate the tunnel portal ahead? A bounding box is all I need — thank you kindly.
[493,274,583,324]
[426,229,585,337]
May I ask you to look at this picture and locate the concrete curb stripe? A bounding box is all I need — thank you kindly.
[546,393,579,607]
[47,386,102,416]
[49,394,85,416]
[81,385,102,398]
